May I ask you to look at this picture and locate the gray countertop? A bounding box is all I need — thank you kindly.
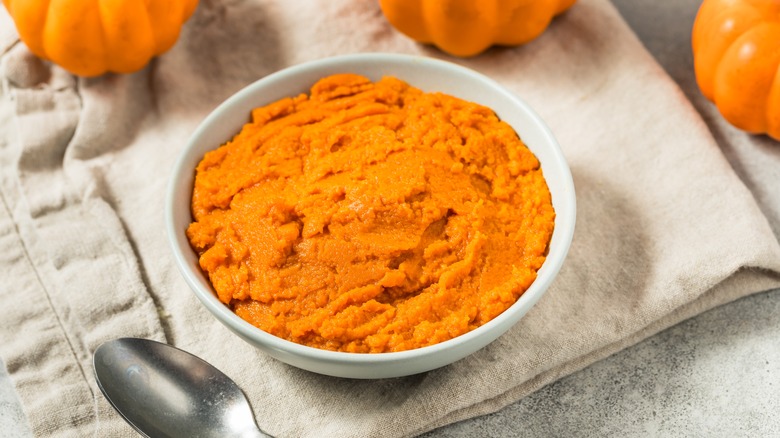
[2,1,779,436]
[425,288,780,436]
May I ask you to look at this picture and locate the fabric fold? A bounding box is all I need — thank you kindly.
[0,39,166,438]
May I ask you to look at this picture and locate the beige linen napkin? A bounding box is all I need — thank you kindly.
[1,0,779,437]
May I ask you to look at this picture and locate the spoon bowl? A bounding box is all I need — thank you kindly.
[93,338,270,438]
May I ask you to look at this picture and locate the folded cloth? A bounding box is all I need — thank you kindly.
[1,0,779,437]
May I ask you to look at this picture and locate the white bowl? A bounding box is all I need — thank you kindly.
[166,53,576,379]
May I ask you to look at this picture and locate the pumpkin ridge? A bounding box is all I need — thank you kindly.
[95,0,111,75]
[140,0,157,57]
[694,0,780,140]
[694,1,763,99]
[4,0,198,76]
[379,0,576,57]
[496,1,555,47]
[7,0,52,61]
[39,0,53,61]
[148,1,170,56]
[766,62,780,138]
[41,0,54,63]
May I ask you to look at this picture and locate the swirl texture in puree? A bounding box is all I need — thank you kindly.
[187,74,555,353]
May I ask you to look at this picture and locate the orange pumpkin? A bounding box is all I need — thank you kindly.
[379,0,577,57]
[692,0,780,140]
[2,0,199,77]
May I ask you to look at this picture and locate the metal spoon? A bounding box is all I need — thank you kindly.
[93,337,271,438]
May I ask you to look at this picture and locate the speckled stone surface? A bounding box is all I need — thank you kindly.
[2,1,779,437]
[0,360,31,437]
[424,287,780,437]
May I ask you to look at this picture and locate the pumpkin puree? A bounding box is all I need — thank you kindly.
[187,74,555,353]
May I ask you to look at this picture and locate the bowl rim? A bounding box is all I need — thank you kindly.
[165,52,576,368]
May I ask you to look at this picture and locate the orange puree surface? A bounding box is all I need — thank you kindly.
[187,74,555,353]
